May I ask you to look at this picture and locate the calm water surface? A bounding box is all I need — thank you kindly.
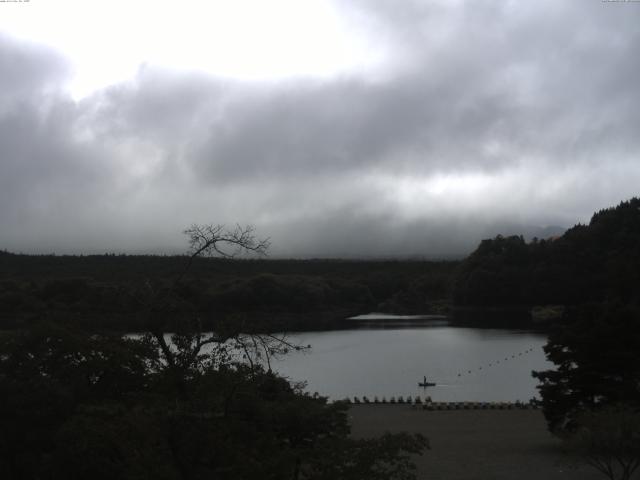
[271,325,551,402]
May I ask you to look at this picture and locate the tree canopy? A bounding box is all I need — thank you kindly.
[532,303,640,433]
[454,197,640,312]
[0,225,428,479]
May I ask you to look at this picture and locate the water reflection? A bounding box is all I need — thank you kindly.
[271,326,551,402]
[345,313,449,329]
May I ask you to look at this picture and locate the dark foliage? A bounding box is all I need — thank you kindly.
[452,199,640,444]
[0,224,428,479]
[564,405,640,480]
[532,303,640,433]
[454,197,640,310]
[0,255,456,331]
[0,322,427,479]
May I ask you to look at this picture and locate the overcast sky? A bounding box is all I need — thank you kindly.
[1,0,639,257]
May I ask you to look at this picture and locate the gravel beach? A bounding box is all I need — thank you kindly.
[349,405,603,480]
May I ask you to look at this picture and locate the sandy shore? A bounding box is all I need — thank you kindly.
[349,405,602,480]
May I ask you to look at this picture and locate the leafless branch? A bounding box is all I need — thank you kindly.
[138,223,308,382]
[182,223,269,268]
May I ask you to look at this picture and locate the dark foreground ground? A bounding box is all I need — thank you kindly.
[349,406,602,480]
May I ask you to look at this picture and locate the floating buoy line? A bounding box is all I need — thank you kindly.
[454,346,538,379]
[347,346,544,405]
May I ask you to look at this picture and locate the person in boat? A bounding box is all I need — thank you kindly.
[420,376,435,387]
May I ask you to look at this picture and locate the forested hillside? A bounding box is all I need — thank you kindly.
[0,254,456,331]
[453,197,640,310]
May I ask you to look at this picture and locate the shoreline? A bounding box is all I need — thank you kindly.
[344,398,539,410]
[348,405,601,480]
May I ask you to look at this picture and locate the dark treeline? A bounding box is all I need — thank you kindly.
[0,253,456,331]
[4,198,640,332]
[452,197,640,448]
[450,198,640,467]
[453,197,640,313]
[0,227,431,479]
[2,201,640,478]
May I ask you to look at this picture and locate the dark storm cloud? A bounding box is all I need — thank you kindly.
[194,76,537,182]
[0,38,113,231]
[181,0,640,185]
[108,0,640,176]
[85,68,232,144]
[1,1,639,255]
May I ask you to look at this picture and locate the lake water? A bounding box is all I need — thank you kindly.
[270,323,551,402]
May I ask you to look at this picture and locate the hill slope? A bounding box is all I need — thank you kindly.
[453,197,640,309]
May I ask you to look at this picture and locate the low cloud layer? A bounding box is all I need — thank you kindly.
[1,1,639,257]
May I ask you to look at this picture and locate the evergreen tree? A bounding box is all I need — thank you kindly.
[533,303,640,433]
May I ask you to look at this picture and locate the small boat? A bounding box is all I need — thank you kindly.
[418,376,436,387]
